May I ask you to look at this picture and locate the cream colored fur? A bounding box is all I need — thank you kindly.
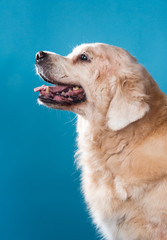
[36,43,167,240]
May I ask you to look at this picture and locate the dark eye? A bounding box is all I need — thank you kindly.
[80,53,88,61]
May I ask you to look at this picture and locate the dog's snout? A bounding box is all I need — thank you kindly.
[36,51,47,63]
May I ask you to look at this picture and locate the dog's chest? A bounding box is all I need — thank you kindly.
[82,176,126,240]
[76,117,131,239]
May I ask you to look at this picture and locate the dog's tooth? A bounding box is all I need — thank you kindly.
[68,89,72,93]
[46,86,49,93]
[61,91,65,95]
[73,86,79,90]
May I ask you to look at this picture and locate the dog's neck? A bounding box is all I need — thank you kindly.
[76,91,167,182]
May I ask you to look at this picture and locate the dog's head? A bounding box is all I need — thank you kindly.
[35,43,155,130]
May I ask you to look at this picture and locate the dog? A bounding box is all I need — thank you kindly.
[34,43,167,240]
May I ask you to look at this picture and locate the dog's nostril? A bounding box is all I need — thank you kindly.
[36,51,47,62]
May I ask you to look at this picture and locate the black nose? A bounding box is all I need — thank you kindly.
[36,51,47,63]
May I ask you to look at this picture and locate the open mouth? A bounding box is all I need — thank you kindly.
[34,75,86,106]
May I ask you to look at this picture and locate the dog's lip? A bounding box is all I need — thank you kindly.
[39,73,61,85]
[38,72,80,87]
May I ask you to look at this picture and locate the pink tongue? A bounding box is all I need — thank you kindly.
[34,85,46,92]
[50,85,68,93]
[34,85,68,93]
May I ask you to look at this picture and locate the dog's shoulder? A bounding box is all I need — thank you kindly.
[129,123,167,182]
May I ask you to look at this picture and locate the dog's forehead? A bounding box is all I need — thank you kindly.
[66,43,136,65]
[67,43,106,58]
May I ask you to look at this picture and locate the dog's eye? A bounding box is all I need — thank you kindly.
[80,53,88,61]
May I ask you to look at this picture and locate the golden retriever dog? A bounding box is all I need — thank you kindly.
[34,43,167,240]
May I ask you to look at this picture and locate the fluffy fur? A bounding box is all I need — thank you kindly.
[36,43,167,240]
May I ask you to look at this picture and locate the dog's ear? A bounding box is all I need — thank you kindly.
[107,72,150,131]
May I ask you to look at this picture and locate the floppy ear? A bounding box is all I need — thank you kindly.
[107,73,150,131]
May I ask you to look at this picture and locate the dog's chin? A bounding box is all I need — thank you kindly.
[37,97,86,115]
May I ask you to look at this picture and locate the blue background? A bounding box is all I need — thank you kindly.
[1,0,167,239]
